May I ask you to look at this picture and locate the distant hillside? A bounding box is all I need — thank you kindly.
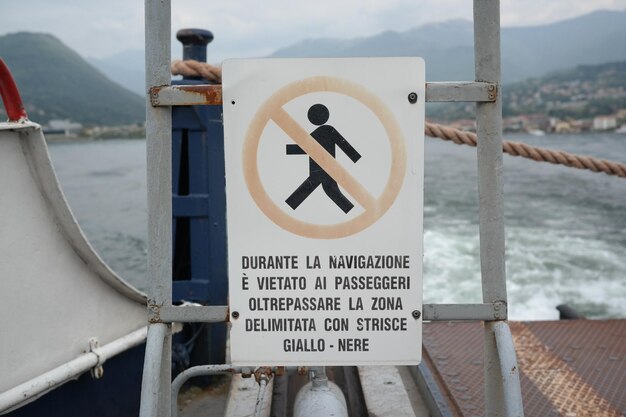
[88,10,626,95]
[0,32,144,126]
[88,49,145,96]
[430,60,626,121]
[502,10,626,82]
[271,20,476,82]
[270,10,626,84]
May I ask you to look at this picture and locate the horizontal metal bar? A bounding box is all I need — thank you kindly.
[0,327,148,414]
[172,195,209,217]
[358,366,417,417]
[425,82,496,102]
[150,305,229,323]
[153,304,505,323]
[171,365,252,417]
[422,302,506,321]
[154,302,504,323]
[150,81,496,107]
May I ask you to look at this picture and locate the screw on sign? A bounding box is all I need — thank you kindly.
[242,76,407,239]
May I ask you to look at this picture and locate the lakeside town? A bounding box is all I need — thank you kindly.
[43,109,626,140]
[435,60,626,135]
[41,120,146,139]
[441,109,626,135]
[38,58,626,139]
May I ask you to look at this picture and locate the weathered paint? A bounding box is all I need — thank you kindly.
[224,374,273,417]
[0,122,146,406]
[358,366,423,417]
[293,379,348,417]
[151,84,222,106]
[170,365,286,417]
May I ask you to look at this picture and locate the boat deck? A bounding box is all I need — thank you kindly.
[422,319,625,417]
[179,319,624,417]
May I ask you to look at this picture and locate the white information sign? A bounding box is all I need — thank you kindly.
[223,58,424,366]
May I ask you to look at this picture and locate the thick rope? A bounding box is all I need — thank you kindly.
[171,60,626,179]
[171,59,222,83]
[425,122,626,178]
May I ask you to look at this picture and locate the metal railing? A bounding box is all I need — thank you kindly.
[139,0,524,415]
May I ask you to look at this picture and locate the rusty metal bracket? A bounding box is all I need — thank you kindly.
[254,366,274,384]
[150,84,222,106]
[147,300,162,323]
[492,300,507,320]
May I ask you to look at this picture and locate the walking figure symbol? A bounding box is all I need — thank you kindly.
[285,104,362,213]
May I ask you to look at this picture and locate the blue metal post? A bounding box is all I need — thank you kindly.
[172,29,227,365]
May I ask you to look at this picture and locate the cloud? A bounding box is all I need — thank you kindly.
[501,0,626,26]
[0,0,144,57]
[1,0,625,61]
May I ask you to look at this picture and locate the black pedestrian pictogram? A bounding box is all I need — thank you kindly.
[285,104,362,213]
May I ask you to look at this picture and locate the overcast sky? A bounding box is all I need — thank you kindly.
[1,0,625,62]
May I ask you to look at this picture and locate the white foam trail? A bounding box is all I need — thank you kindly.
[424,224,626,320]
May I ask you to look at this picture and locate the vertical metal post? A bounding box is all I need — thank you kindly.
[140,0,172,416]
[474,0,505,307]
[493,322,524,416]
[140,323,169,417]
[473,1,521,416]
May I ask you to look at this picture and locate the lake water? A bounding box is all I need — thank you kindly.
[47,133,626,320]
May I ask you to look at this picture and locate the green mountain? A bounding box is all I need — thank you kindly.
[270,10,626,84]
[0,32,144,126]
[430,60,626,121]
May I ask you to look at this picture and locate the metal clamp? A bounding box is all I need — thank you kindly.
[88,338,104,379]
